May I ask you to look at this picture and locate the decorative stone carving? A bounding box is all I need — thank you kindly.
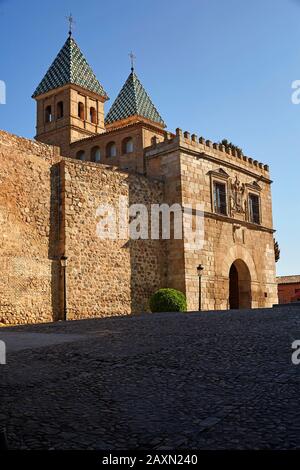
[230,176,246,215]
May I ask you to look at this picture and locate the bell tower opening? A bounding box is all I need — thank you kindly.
[229,259,251,309]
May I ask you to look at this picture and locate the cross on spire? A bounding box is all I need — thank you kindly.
[129,51,136,72]
[66,13,75,37]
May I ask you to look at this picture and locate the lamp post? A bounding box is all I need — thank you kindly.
[197,264,204,311]
[60,255,68,321]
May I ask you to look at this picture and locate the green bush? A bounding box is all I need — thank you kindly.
[149,288,187,313]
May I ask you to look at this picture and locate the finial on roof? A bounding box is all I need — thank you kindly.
[129,51,136,72]
[66,13,75,37]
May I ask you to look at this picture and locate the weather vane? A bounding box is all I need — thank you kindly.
[129,51,136,72]
[66,13,75,37]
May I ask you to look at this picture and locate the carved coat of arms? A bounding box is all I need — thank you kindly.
[230,176,246,215]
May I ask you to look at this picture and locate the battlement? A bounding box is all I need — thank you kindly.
[146,127,270,176]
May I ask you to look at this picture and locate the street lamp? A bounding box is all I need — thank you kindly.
[60,255,68,321]
[197,264,204,311]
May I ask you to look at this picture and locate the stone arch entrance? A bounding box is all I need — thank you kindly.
[229,259,251,309]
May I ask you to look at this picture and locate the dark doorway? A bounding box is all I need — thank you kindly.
[229,263,239,309]
[229,259,252,309]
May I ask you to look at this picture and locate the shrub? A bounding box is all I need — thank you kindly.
[149,288,187,313]
[220,139,243,156]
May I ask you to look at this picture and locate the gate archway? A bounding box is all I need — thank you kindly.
[229,259,251,309]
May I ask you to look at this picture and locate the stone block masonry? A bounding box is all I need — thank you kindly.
[145,128,278,310]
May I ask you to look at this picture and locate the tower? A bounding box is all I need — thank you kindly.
[32,34,108,156]
[105,68,165,131]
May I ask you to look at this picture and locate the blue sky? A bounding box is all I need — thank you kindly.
[0,0,299,276]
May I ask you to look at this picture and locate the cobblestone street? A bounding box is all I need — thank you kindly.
[1,307,300,450]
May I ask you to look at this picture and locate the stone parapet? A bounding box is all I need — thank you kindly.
[145,127,270,179]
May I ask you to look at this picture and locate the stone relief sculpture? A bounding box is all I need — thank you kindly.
[230,176,246,215]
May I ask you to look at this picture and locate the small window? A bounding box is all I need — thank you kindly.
[76,150,86,161]
[57,101,64,119]
[91,146,101,162]
[213,181,227,215]
[90,107,97,124]
[249,193,260,224]
[78,102,85,120]
[122,137,134,154]
[45,105,52,123]
[106,142,117,158]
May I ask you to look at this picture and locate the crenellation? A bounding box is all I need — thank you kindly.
[176,128,183,138]
[144,128,271,178]
[151,135,158,147]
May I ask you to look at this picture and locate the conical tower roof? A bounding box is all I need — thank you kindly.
[105,70,165,127]
[32,36,108,99]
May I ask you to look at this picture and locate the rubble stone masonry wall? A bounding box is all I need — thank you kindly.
[0,131,61,324]
[0,130,166,325]
[61,159,166,319]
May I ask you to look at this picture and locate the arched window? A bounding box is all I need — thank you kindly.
[91,146,101,162]
[76,150,86,161]
[106,141,117,158]
[57,101,64,119]
[45,105,52,123]
[78,102,85,120]
[90,107,97,124]
[122,137,134,154]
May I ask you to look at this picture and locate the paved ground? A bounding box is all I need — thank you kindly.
[1,306,300,450]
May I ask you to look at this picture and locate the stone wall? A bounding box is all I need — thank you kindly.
[61,159,166,319]
[0,130,166,325]
[0,131,61,325]
[0,125,278,325]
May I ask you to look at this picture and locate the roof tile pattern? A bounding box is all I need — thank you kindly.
[105,71,165,127]
[32,36,108,99]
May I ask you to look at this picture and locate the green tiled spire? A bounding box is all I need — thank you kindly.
[105,71,165,127]
[32,36,108,99]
